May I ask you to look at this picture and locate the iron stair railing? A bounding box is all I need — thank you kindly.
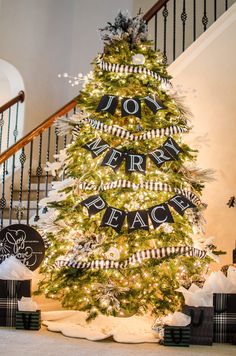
[0,91,25,155]
[143,0,235,64]
[0,97,78,229]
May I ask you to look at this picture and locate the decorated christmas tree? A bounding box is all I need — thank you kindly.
[35,12,217,321]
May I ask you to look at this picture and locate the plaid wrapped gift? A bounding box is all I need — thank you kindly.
[163,326,190,347]
[0,299,18,327]
[213,293,236,343]
[16,310,41,330]
[0,279,31,299]
[0,279,31,327]
[182,305,213,345]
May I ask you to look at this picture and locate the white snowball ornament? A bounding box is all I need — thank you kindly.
[105,247,120,261]
[132,53,145,65]
[163,223,174,233]
[99,296,110,308]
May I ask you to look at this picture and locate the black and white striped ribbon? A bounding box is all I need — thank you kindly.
[77,180,202,206]
[55,246,207,270]
[96,58,170,85]
[72,116,188,141]
[87,118,188,140]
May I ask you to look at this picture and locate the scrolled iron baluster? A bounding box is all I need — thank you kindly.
[64,133,67,149]
[13,102,19,144]
[225,0,228,10]
[214,0,217,21]
[202,0,209,31]
[0,162,7,229]
[181,0,187,52]
[16,147,26,223]
[55,125,59,157]
[162,2,168,64]
[6,107,11,174]
[34,134,43,222]
[9,154,16,225]
[193,0,196,41]
[0,113,4,153]
[27,141,33,224]
[154,14,157,51]
[45,127,51,201]
[173,0,176,61]
[63,113,68,149]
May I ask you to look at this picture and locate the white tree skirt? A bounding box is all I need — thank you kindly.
[42,310,160,343]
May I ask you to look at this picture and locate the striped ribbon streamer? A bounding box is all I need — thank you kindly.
[87,118,188,140]
[55,246,207,270]
[77,180,202,206]
[96,57,170,85]
[72,117,189,141]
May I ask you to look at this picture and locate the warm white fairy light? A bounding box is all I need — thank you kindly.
[57,71,94,87]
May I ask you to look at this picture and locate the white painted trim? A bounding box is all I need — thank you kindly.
[169,2,236,76]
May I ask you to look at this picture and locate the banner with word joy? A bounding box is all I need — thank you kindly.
[96,94,165,118]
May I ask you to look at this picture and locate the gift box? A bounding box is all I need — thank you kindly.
[16,310,41,330]
[213,293,236,343]
[163,326,190,347]
[0,279,31,327]
[0,299,18,327]
[182,305,213,345]
[0,279,31,299]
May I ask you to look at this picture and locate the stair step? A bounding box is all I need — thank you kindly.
[2,208,36,220]
[5,200,38,209]
[13,190,47,201]
[1,175,57,229]
[30,183,52,191]
[1,219,28,227]
[30,175,53,184]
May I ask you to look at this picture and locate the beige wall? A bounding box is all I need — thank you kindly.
[0,0,133,136]
[169,3,236,269]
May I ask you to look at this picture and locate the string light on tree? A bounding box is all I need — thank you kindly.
[34,11,221,323]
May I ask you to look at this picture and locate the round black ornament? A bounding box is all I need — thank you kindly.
[0,224,45,270]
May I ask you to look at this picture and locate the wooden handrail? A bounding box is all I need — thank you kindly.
[143,0,169,22]
[0,91,25,114]
[0,96,79,165]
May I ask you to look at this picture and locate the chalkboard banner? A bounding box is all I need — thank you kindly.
[0,224,45,270]
[83,136,182,174]
[80,193,197,233]
[95,94,165,118]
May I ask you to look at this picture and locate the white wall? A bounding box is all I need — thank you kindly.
[0,0,133,136]
[169,3,236,268]
[0,72,11,106]
[0,59,25,151]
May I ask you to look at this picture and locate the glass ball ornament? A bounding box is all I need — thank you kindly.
[132,53,145,65]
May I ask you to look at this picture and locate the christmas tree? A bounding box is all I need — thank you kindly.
[35,12,217,321]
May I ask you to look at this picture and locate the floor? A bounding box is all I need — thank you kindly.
[0,327,236,356]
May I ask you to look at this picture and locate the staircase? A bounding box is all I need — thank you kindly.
[0,0,235,230]
[0,97,77,229]
[2,175,53,226]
